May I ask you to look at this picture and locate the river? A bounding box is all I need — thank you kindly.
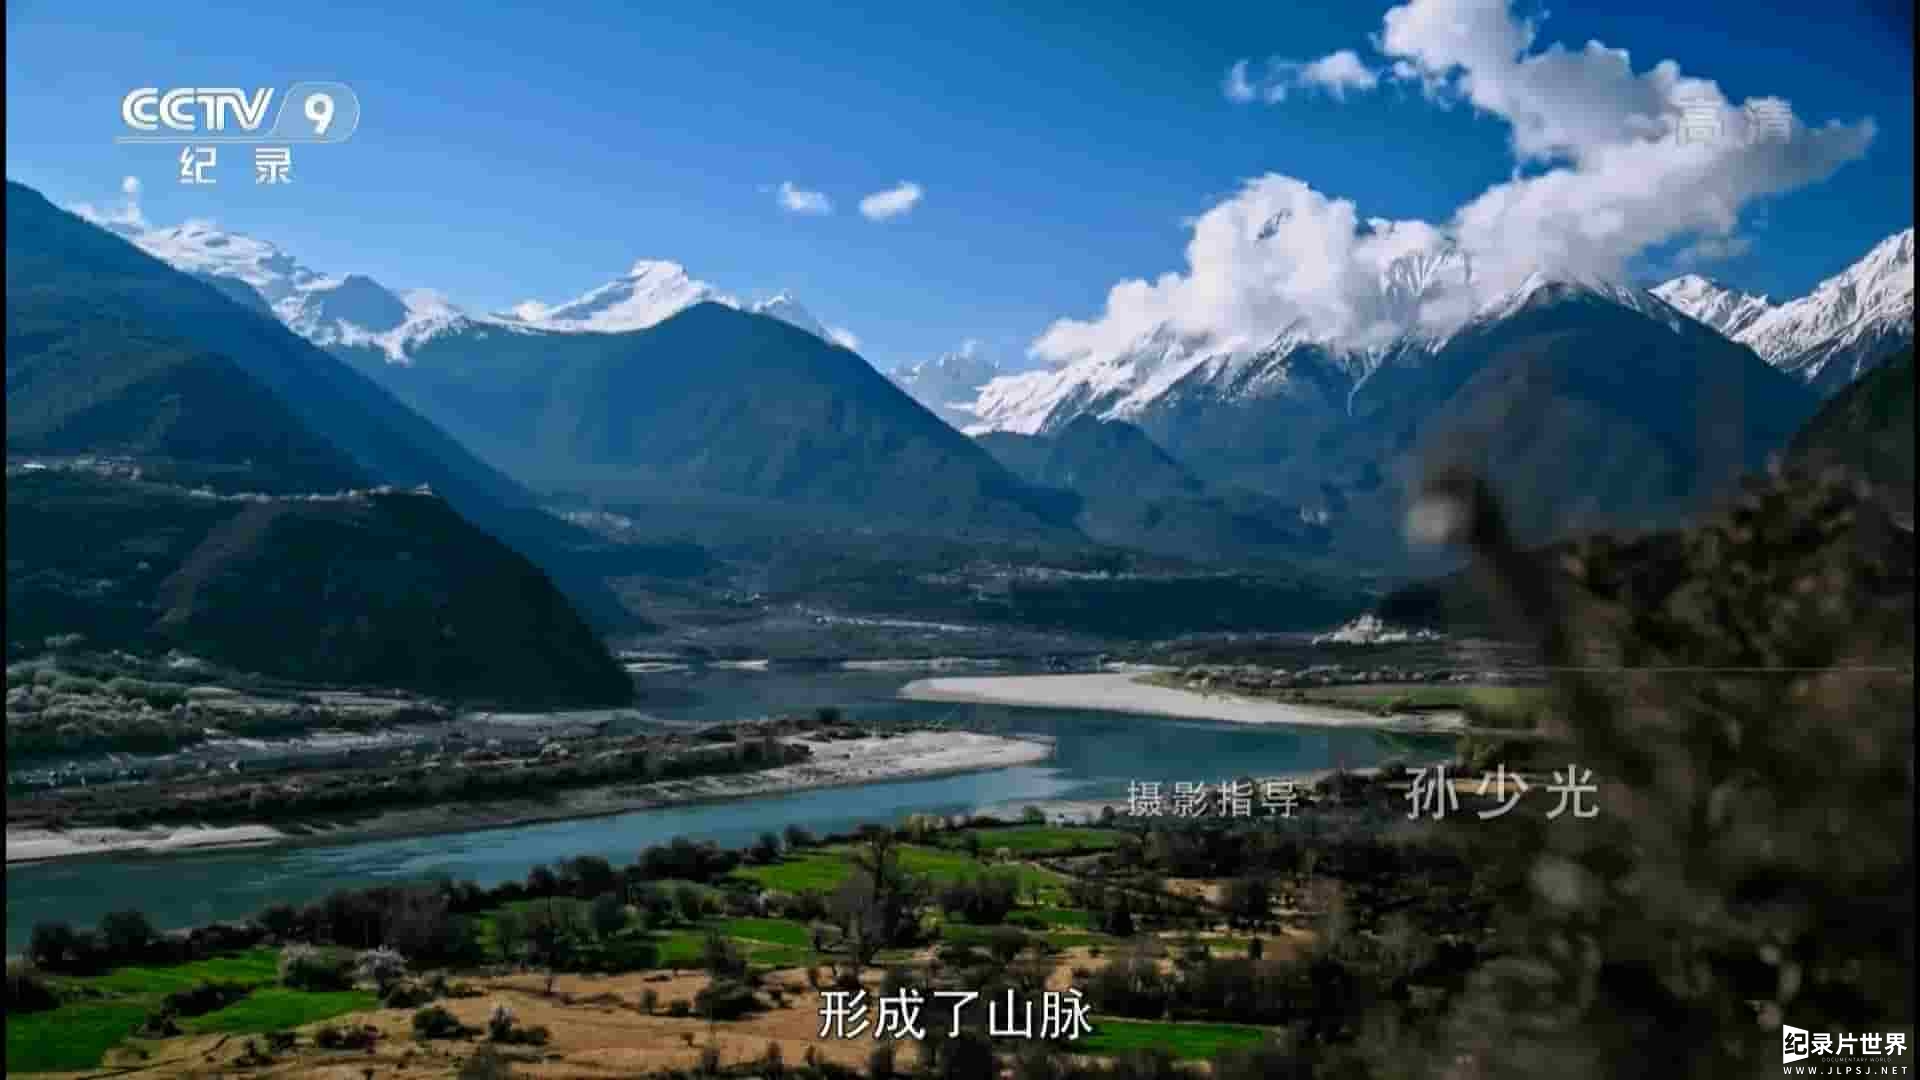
[4,662,1424,952]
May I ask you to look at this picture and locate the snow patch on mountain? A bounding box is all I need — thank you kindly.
[890,342,1003,429]
[962,250,1691,437]
[117,220,475,363]
[93,212,845,360]
[1732,228,1914,388]
[1649,275,1775,337]
[497,260,721,333]
[497,262,835,344]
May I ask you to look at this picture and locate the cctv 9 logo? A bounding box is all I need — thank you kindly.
[118,82,361,142]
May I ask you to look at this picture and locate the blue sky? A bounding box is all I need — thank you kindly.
[5,0,1912,372]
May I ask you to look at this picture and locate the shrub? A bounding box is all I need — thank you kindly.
[666,999,691,1018]
[356,945,408,993]
[986,926,1031,964]
[279,944,354,990]
[27,921,95,974]
[938,871,1020,925]
[382,981,435,1008]
[98,909,156,962]
[748,831,782,864]
[412,1004,475,1040]
[693,978,762,1021]
[161,980,250,1018]
[4,964,59,1013]
[458,1043,517,1080]
[702,929,747,978]
[314,1023,380,1050]
[486,1001,515,1041]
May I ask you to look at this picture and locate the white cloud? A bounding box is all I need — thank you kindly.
[827,325,861,350]
[776,181,832,215]
[1048,0,1874,364]
[71,177,149,232]
[1299,50,1381,98]
[859,181,923,221]
[1670,231,1754,268]
[1224,60,1258,104]
[1225,50,1383,104]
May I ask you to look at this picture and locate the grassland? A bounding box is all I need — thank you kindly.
[731,842,1074,901]
[931,825,1128,855]
[7,948,375,1074]
[1076,1018,1274,1059]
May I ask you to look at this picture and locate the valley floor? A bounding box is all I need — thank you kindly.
[898,673,1470,733]
[3,731,1052,866]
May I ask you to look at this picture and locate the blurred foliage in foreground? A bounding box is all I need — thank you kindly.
[1399,461,1913,1079]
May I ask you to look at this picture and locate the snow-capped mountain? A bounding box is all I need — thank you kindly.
[109,219,481,363]
[889,345,1003,428]
[1729,228,1914,392]
[497,260,719,332]
[970,229,1912,439]
[496,261,832,341]
[90,215,841,362]
[963,252,1708,438]
[1650,274,1774,337]
[749,291,830,340]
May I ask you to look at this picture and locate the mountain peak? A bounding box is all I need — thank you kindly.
[1734,226,1914,390]
[626,258,694,280]
[1652,274,1775,337]
[1472,270,1682,329]
[747,292,829,339]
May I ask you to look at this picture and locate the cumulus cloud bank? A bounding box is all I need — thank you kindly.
[1043,0,1873,365]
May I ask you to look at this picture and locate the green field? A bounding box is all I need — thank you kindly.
[649,921,817,970]
[8,949,373,1074]
[68,948,280,995]
[182,988,377,1034]
[5,1001,152,1073]
[733,844,1072,902]
[1077,1017,1274,1059]
[934,826,1126,855]
[1019,907,1096,929]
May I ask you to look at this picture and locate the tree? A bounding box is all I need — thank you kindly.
[27,922,79,972]
[558,856,617,900]
[783,824,816,850]
[1222,876,1272,930]
[673,884,706,924]
[748,831,782,865]
[525,864,558,897]
[355,946,407,995]
[828,827,924,972]
[701,929,747,979]
[99,909,155,962]
[492,908,526,963]
[589,893,627,940]
[960,831,983,859]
